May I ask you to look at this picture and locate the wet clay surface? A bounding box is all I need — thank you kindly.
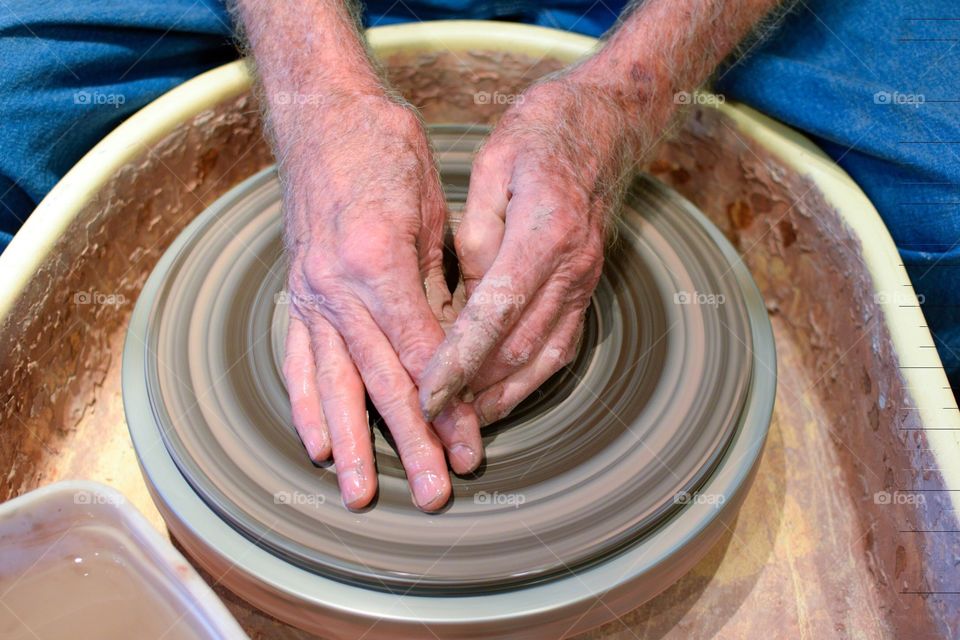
[130,149,760,593]
[0,49,957,638]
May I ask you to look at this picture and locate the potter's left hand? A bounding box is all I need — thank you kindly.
[419,74,646,424]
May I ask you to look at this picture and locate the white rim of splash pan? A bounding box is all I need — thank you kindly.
[1,16,957,621]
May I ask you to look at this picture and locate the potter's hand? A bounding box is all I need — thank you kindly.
[418,0,780,422]
[419,76,625,424]
[282,95,482,511]
[234,0,483,512]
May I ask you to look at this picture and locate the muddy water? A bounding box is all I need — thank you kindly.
[0,521,212,639]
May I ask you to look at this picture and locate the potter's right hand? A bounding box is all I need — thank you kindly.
[280,93,483,511]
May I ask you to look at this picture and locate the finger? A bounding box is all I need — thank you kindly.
[423,260,458,329]
[327,304,452,511]
[431,401,482,475]
[424,270,455,326]
[419,197,559,420]
[282,314,331,462]
[418,196,458,327]
[450,278,467,319]
[358,261,483,474]
[456,146,510,298]
[475,310,586,426]
[306,314,377,510]
[469,279,566,392]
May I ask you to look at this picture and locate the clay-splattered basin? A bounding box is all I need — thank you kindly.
[1,20,958,640]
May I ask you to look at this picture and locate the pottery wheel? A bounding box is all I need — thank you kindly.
[130,125,757,594]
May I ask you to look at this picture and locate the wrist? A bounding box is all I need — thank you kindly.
[276,93,428,215]
[272,89,402,169]
[562,57,674,155]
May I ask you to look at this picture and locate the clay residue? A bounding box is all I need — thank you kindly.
[384,50,566,124]
[646,106,959,640]
[0,48,955,640]
[0,93,273,505]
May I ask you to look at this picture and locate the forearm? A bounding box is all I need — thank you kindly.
[570,0,782,151]
[231,0,385,162]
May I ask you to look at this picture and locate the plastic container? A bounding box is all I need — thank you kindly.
[0,481,247,640]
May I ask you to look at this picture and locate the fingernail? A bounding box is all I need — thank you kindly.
[422,388,447,422]
[338,467,366,508]
[411,471,445,511]
[303,429,327,461]
[450,443,477,470]
[420,368,466,421]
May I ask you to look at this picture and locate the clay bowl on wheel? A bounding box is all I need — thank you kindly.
[0,20,958,640]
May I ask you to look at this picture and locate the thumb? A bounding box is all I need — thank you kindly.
[456,149,510,299]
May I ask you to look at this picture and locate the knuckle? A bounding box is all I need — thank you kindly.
[498,326,543,367]
[561,342,578,365]
[501,342,533,367]
[336,234,392,280]
[453,218,474,249]
[440,402,480,439]
[454,225,488,266]
[394,332,435,374]
[552,323,585,367]
[544,343,574,368]
[364,364,412,405]
[295,257,340,307]
[300,248,339,285]
[345,340,377,376]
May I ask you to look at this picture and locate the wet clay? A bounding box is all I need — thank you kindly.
[0,48,956,638]
[126,128,766,595]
